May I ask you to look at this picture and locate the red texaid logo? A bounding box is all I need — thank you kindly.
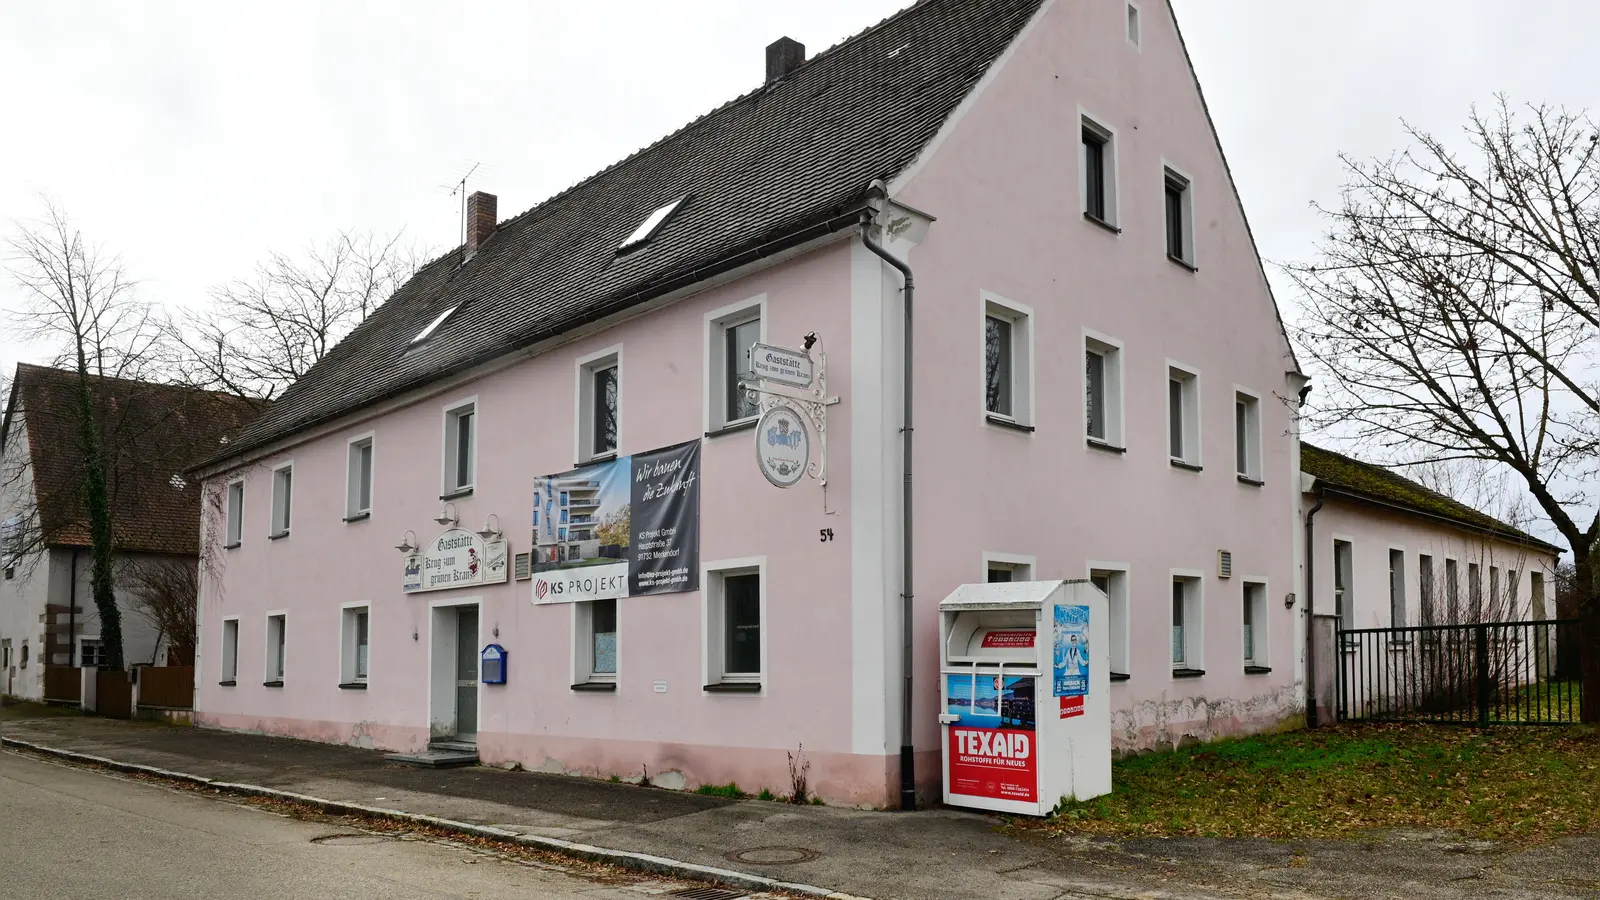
[948,727,1037,802]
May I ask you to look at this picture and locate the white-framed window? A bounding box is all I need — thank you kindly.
[982,292,1034,427]
[1334,540,1354,630]
[1126,0,1141,48]
[1468,562,1482,607]
[340,604,370,685]
[1489,565,1500,606]
[1081,115,1119,228]
[1163,164,1195,266]
[1234,388,1262,482]
[575,345,622,464]
[1242,579,1268,667]
[703,558,764,686]
[1167,362,1200,467]
[220,617,239,684]
[574,598,618,686]
[1089,564,1130,678]
[264,612,286,684]
[1171,572,1204,672]
[1506,569,1518,605]
[705,297,765,433]
[346,434,374,521]
[1389,549,1407,627]
[1084,330,1124,448]
[79,637,108,668]
[225,480,244,547]
[269,463,293,538]
[983,551,1035,584]
[1,640,9,670]
[442,398,477,496]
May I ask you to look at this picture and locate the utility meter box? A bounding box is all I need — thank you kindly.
[938,579,1110,815]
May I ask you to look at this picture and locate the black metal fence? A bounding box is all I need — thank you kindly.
[1336,619,1583,725]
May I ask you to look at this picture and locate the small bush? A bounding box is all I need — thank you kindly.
[757,788,778,802]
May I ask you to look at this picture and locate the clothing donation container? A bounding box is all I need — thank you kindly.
[938,579,1110,815]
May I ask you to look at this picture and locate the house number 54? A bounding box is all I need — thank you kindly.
[819,528,835,543]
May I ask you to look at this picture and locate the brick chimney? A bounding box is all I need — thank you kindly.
[465,190,498,257]
[766,37,805,84]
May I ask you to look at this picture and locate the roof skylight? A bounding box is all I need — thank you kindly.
[412,305,459,344]
[617,195,689,253]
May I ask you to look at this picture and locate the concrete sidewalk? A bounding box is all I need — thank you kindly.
[4,714,1598,900]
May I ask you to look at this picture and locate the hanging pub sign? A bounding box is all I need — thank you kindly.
[530,439,700,604]
[403,527,509,594]
[749,342,814,389]
[754,404,810,488]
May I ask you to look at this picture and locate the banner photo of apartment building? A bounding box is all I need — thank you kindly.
[531,439,700,604]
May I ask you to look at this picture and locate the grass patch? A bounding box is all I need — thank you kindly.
[757,788,778,802]
[0,699,82,722]
[1505,680,1583,723]
[693,782,747,799]
[1034,723,1600,844]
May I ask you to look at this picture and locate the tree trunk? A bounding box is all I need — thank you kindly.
[74,366,123,671]
[1583,543,1600,724]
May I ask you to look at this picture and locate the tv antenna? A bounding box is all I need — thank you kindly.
[440,162,482,246]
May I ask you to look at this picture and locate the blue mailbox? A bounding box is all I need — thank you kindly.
[480,644,507,685]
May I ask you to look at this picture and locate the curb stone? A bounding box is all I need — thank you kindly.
[1,736,866,900]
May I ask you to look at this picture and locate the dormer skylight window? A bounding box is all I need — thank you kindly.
[617,195,689,254]
[412,305,459,344]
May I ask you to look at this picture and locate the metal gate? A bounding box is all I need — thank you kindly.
[1336,619,1582,725]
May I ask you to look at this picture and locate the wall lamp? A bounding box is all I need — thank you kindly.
[434,503,460,527]
[394,530,418,554]
[476,514,503,541]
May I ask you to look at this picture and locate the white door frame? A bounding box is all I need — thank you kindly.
[427,596,482,741]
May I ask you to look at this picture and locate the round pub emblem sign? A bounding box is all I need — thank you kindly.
[755,404,810,488]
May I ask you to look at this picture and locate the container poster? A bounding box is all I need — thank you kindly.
[531,439,699,604]
[1053,604,1090,697]
[945,673,1036,803]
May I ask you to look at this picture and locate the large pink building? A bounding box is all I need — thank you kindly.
[193,0,1310,807]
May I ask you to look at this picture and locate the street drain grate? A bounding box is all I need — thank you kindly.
[668,888,746,900]
[724,846,821,865]
[309,833,394,846]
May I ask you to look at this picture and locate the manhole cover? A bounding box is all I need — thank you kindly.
[723,846,821,865]
[310,832,394,846]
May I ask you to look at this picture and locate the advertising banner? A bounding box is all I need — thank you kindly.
[944,673,1037,803]
[531,439,699,604]
[1053,604,1090,697]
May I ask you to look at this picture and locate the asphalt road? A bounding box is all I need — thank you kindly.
[0,750,652,899]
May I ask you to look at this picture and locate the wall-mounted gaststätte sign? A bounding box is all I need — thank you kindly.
[750,342,814,389]
[403,527,509,593]
[755,404,810,488]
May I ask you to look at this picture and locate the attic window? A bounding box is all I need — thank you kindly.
[617,196,689,253]
[412,306,459,344]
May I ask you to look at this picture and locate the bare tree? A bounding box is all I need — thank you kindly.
[121,556,198,666]
[172,231,425,400]
[5,198,168,671]
[1405,454,1536,532]
[1286,98,1600,720]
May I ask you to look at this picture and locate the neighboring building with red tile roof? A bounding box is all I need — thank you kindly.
[1,364,266,698]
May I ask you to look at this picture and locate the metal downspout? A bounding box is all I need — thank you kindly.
[1303,487,1324,727]
[861,206,917,811]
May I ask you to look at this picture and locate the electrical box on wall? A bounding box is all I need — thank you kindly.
[481,644,507,685]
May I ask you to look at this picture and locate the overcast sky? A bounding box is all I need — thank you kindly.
[2,0,1596,536]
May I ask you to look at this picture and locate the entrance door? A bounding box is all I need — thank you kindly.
[453,606,479,740]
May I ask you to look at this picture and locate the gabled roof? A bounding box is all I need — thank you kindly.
[4,364,268,556]
[203,0,1048,469]
[1301,443,1560,554]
